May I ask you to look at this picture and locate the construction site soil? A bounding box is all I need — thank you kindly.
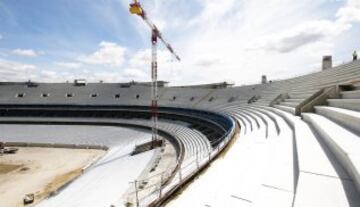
[0,147,105,207]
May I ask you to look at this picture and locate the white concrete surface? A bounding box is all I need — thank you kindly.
[315,106,360,135]
[274,105,296,115]
[0,124,150,147]
[0,124,154,206]
[167,107,295,207]
[303,113,360,195]
[268,107,360,206]
[328,99,360,111]
[37,146,154,207]
[341,90,360,99]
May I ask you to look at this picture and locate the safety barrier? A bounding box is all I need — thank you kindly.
[124,117,236,207]
[3,142,109,150]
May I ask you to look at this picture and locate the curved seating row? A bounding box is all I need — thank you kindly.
[0,116,211,162]
[0,61,358,110]
[168,102,360,207]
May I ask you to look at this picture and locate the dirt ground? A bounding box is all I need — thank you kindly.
[0,147,105,207]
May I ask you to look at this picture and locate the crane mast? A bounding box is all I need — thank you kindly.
[130,0,180,146]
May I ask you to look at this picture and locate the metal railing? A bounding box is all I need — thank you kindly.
[124,118,236,207]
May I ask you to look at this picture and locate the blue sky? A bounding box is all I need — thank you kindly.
[0,0,359,85]
[1,1,140,49]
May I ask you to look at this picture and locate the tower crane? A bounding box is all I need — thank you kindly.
[129,0,181,146]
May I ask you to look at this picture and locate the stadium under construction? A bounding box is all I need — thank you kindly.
[1,59,360,206]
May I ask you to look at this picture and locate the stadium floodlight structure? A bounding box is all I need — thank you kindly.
[129,0,181,146]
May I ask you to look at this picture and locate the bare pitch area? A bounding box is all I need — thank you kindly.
[0,147,105,207]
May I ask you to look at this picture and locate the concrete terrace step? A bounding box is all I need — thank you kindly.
[274,105,296,115]
[253,108,278,138]
[284,99,304,103]
[267,106,360,207]
[235,111,256,132]
[341,90,360,99]
[352,82,360,89]
[251,107,281,135]
[294,172,360,207]
[315,106,360,135]
[241,110,261,129]
[253,107,296,206]
[232,113,251,134]
[328,99,360,111]
[302,113,360,194]
[244,107,275,138]
[288,90,317,94]
[270,108,348,178]
[289,91,317,99]
[288,93,313,99]
[232,107,270,138]
[280,101,299,107]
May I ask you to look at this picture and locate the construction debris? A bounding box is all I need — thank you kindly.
[131,140,163,156]
[0,142,18,155]
[4,148,18,154]
[23,193,35,205]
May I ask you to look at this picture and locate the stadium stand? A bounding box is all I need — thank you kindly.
[1,60,360,206]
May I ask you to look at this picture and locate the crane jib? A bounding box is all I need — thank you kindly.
[129,0,180,149]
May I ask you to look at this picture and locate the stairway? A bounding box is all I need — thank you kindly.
[301,82,360,198]
[327,83,360,111]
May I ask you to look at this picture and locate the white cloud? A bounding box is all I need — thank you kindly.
[30,68,131,83]
[188,0,238,27]
[11,49,43,57]
[77,41,126,67]
[55,61,82,69]
[336,0,360,24]
[128,49,151,68]
[195,56,222,67]
[257,20,334,53]
[123,68,147,79]
[0,59,36,81]
[124,48,177,82]
[2,0,359,85]
[0,59,80,82]
[138,0,360,86]
[38,70,61,81]
[254,0,360,54]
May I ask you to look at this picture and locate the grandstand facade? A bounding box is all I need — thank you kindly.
[1,60,360,206]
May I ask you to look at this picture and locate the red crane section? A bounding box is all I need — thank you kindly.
[130,0,181,145]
